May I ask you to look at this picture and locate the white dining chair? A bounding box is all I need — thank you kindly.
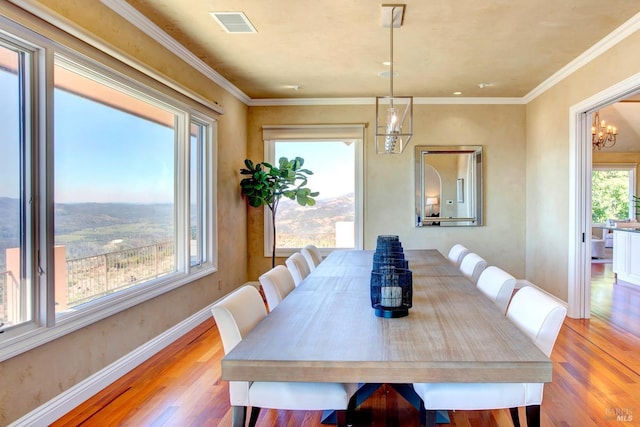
[211,285,358,427]
[301,244,323,271]
[447,244,469,268]
[458,252,487,285]
[258,265,295,311]
[285,252,311,286]
[475,266,517,314]
[413,285,567,427]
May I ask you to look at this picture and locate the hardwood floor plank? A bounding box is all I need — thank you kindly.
[52,264,640,426]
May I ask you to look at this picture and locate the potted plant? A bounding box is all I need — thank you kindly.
[240,156,319,268]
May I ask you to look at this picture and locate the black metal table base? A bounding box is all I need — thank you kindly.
[321,383,450,424]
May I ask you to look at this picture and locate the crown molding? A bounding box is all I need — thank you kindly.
[524,10,640,103]
[100,0,250,106]
[6,0,224,114]
[249,97,525,106]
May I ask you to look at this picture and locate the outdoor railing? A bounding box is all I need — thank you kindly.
[65,241,175,307]
[0,241,175,325]
[1,271,8,325]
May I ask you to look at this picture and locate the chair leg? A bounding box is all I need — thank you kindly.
[344,391,358,426]
[231,406,246,427]
[248,406,261,427]
[526,405,541,427]
[418,399,437,427]
[335,409,346,426]
[509,407,521,427]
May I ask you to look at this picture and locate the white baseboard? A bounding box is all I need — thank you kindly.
[9,305,213,427]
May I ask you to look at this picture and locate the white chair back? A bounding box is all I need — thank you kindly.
[211,286,265,407]
[476,266,516,313]
[301,244,322,271]
[458,252,487,285]
[211,285,266,354]
[447,244,469,268]
[506,286,568,356]
[286,252,311,286]
[259,265,296,311]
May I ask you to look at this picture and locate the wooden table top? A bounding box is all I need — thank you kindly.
[221,249,552,384]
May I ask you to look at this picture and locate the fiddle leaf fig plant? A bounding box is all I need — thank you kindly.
[240,156,319,267]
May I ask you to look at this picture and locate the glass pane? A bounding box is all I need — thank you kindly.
[274,141,355,248]
[54,60,177,312]
[189,121,205,266]
[0,45,32,327]
[592,170,630,223]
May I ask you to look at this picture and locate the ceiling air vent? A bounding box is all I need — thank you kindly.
[210,12,257,33]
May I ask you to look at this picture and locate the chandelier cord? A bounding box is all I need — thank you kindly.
[389,6,394,104]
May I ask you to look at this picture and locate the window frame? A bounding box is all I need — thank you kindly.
[262,125,364,258]
[0,14,218,362]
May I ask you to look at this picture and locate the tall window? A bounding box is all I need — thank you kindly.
[0,41,34,330]
[263,125,364,256]
[53,58,179,311]
[592,165,636,223]
[0,22,217,360]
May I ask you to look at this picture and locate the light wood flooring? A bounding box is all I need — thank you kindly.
[51,264,640,426]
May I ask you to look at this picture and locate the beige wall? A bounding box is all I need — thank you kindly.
[247,104,527,280]
[525,30,640,300]
[0,1,248,424]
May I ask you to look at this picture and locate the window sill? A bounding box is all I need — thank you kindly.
[0,265,216,362]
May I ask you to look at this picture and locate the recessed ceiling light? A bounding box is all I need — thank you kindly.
[383,61,392,66]
[453,91,462,96]
[284,85,301,91]
[477,83,492,89]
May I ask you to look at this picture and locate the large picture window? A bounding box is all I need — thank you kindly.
[0,20,217,360]
[263,125,364,257]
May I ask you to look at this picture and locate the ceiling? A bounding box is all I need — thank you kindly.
[122,0,640,100]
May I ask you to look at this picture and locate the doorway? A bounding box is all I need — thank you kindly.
[570,73,640,319]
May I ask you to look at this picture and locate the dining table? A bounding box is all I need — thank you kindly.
[221,249,552,421]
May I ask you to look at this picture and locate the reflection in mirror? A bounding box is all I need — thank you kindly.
[415,145,483,227]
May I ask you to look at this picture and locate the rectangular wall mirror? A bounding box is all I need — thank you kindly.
[415,145,483,227]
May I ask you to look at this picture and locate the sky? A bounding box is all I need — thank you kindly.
[1,65,353,205]
[275,140,355,200]
[53,89,175,203]
[0,68,175,203]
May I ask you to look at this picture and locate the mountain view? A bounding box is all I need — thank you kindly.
[0,192,354,268]
[0,197,174,269]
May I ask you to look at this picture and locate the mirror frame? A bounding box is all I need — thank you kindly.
[415,145,483,227]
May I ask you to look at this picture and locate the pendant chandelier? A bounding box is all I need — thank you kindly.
[592,111,617,150]
[375,4,413,155]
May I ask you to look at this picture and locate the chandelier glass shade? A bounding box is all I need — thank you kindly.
[376,5,413,155]
[592,111,617,150]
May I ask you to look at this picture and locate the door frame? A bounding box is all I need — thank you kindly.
[569,72,640,318]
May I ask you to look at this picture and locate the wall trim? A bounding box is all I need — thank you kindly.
[6,0,224,114]
[99,0,249,106]
[524,11,640,103]
[8,305,213,427]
